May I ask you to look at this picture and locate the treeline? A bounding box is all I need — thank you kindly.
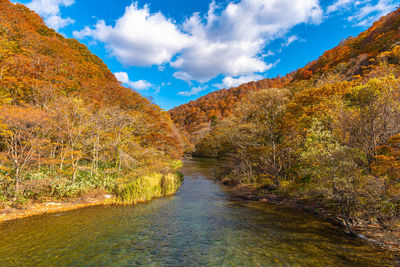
[196,55,400,233]
[0,0,183,206]
[169,76,291,144]
[0,98,182,203]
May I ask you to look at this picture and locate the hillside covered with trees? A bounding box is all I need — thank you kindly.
[170,7,400,150]
[0,0,184,207]
[193,8,400,237]
[0,0,399,264]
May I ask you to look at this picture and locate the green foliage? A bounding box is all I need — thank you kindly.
[36,25,56,37]
[299,120,373,231]
[197,88,293,186]
[170,160,183,170]
[13,194,27,208]
[0,192,7,203]
[210,115,218,128]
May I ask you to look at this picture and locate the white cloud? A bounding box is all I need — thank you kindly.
[172,0,322,82]
[173,71,194,83]
[74,3,191,66]
[114,72,152,90]
[327,0,355,13]
[214,74,263,89]
[26,0,75,30]
[75,0,323,83]
[262,50,275,58]
[327,0,398,27]
[178,86,208,96]
[45,15,74,30]
[351,0,398,26]
[283,35,300,47]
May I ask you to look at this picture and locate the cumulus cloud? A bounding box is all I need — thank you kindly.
[75,0,323,83]
[178,86,208,96]
[26,0,75,30]
[114,72,153,90]
[215,74,264,89]
[172,0,322,82]
[74,3,191,66]
[327,0,398,26]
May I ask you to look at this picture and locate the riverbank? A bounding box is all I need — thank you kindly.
[0,190,110,224]
[223,182,400,253]
[0,190,181,224]
[0,172,184,224]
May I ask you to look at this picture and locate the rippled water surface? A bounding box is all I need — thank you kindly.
[0,159,397,266]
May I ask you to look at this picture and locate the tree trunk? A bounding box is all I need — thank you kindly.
[15,167,21,198]
[72,165,77,184]
[341,201,355,236]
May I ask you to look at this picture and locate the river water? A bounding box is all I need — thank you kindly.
[0,159,397,266]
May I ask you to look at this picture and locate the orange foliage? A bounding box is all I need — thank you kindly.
[169,76,292,134]
[372,134,400,192]
[170,7,400,143]
[0,0,183,158]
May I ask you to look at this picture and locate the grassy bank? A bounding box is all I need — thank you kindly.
[112,171,183,205]
[0,159,184,216]
[0,168,184,223]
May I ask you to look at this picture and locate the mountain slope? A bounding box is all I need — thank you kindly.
[0,0,183,205]
[0,0,183,156]
[295,7,400,80]
[170,7,400,144]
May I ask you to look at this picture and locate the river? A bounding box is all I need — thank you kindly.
[0,159,397,266]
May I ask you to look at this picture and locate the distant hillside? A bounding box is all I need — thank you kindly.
[170,7,400,144]
[170,76,292,145]
[295,7,400,80]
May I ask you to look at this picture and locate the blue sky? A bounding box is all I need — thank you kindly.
[15,0,400,110]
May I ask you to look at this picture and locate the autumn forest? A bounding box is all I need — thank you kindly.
[0,0,184,207]
[171,7,400,241]
[1,0,400,263]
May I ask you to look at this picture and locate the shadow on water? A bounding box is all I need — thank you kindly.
[0,158,397,266]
